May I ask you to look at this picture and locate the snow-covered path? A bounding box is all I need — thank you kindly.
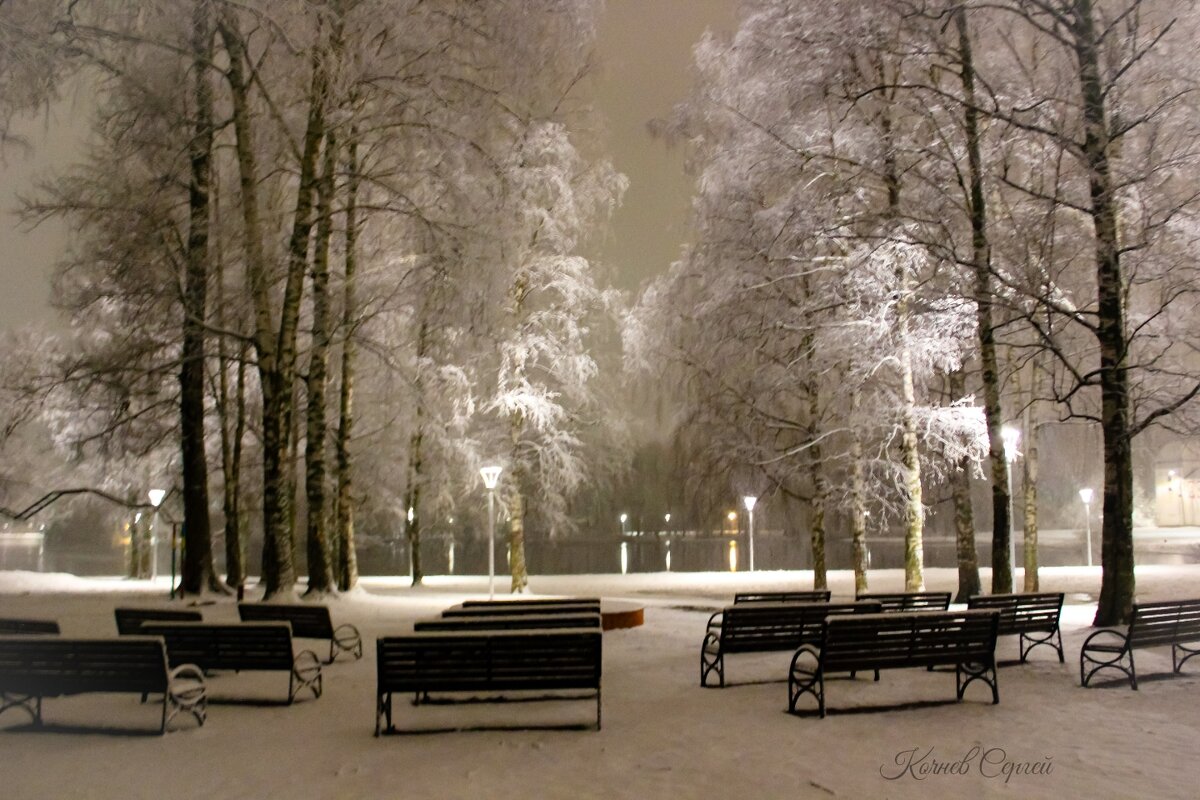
[1,566,1197,799]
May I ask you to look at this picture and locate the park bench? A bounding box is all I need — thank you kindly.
[734,590,831,604]
[238,603,362,664]
[1080,598,1200,689]
[375,627,602,734]
[415,613,601,632]
[461,597,601,608]
[114,607,203,635]
[700,601,881,688]
[968,592,1064,663]
[856,591,952,612]
[0,635,206,734]
[0,618,59,634]
[442,602,599,618]
[143,621,321,704]
[788,609,1000,718]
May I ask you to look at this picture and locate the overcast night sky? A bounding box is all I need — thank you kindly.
[0,0,736,331]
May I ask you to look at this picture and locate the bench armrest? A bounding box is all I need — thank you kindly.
[331,623,363,661]
[706,611,723,631]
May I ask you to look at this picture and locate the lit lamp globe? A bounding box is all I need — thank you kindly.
[148,489,166,507]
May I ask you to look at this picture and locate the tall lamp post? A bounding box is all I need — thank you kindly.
[148,488,166,585]
[1079,487,1094,567]
[1001,426,1021,581]
[743,496,758,572]
[619,513,627,537]
[480,466,502,599]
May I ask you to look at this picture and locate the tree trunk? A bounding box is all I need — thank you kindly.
[849,389,869,594]
[1072,0,1135,625]
[507,489,529,593]
[179,0,219,595]
[1022,393,1040,592]
[334,135,360,592]
[949,370,981,602]
[404,430,424,586]
[303,129,338,596]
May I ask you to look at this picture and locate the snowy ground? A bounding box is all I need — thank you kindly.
[1,565,1198,800]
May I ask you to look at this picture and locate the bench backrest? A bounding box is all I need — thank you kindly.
[0,636,168,696]
[718,601,882,652]
[238,603,334,639]
[142,622,295,672]
[819,610,998,672]
[855,592,952,612]
[1128,598,1200,649]
[0,618,60,635]
[415,613,602,632]
[734,591,831,604]
[442,603,598,618]
[114,607,203,635]
[377,628,601,694]
[967,592,1063,634]
[461,597,600,608]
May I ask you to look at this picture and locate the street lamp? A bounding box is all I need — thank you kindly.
[480,466,502,599]
[619,513,628,537]
[1001,426,1021,581]
[1079,487,1094,567]
[743,495,758,572]
[148,489,165,584]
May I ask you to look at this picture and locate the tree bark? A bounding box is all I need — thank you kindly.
[953,5,1005,596]
[1071,0,1135,625]
[1022,390,1040,592]
[334,135,360,592]
[949,370,981,602]
[849,389,869,594]
[179,0,219,595]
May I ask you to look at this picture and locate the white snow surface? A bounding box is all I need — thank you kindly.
[1,565,1198,799]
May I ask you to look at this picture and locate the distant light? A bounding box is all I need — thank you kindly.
[407,506,414,523]
[480,465,502,490]
[1001,426,1020,462]
[728,540,738,572]
[148,489,166,507]
[1079,488,1094,505]
[727,511,737,522]
[620,513,627,524]
[743,495,757,512]
[664,513,671,524]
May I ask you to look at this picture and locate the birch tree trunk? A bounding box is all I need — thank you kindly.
[1071,0,1136,626]
[849,390,869,594]
[179,0,219,595]
[334,135,360,591]
[949,370,981,602]
[304,129,338,595]
[953,5,1006,595]
[1022,391,1040,592]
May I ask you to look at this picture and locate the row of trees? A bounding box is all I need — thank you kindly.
[0,0,625,598]
[634,0,1200,624]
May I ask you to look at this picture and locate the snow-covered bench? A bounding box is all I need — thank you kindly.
[1080,598,1200,689]
[442,601,599,618]
[415,612,601,631]
[855,591,952,613]
[114,607,202,635]
[238,603,362,664]
[461,597,601,609]
[733,590,831,604]
[0,635,206,734]
[375,628,602,734]
[788,609,1000,718]
[968,592,1064,663]
[143,621,322,704]
[0,618,59,635]
[700,601,881,688]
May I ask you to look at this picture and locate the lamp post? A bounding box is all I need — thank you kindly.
[1001,426,1020,581]
[1079,487,1094,567]
[619,513,628,537]
[479,466,502,599]
[148,488,165,586]
[743,496,758,572]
